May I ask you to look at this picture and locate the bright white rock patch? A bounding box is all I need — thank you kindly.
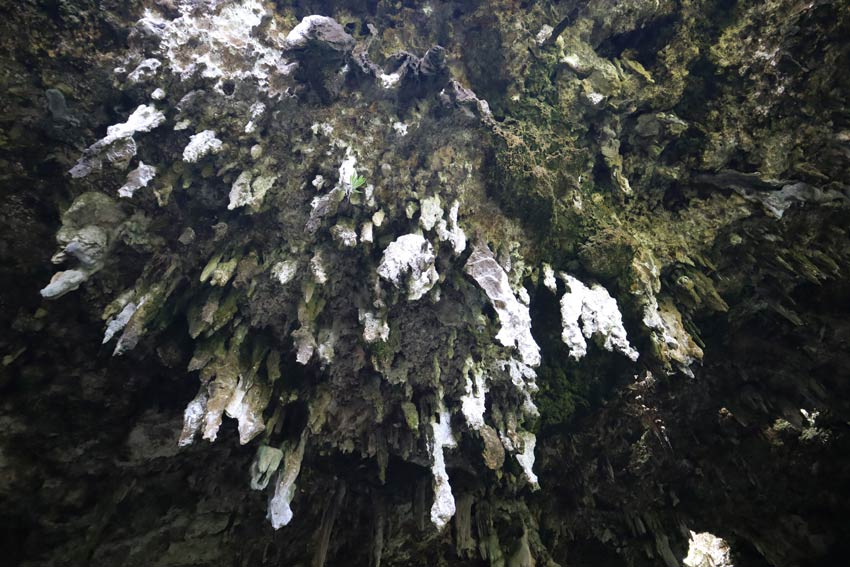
[244,102,266,133]
[118,162,157,198]
[500,358,539,417]
[69,104,165,178]
[377,234,439,301]
[419,195,443,231]
[336,147,358,189]
[177,391,208,447]
[559,274,638,361]
[542,263,557,292]
[460,362,488,430]
[464,244,540,366]
[359,310,390,343]
[102,301,138,344]
[223,377,268,445]
[228,171,254,209]
[138,0,289,92]
[392,121,408,136]
[438,201,467,255]
[228,172,277,211]
[284,15,335,48]
[105,104,165,140]
[271,259,298,286]
[515,431,539,489]
[183,130,222,163]
[268,433,308,529]
[683,531,733,567]
[331,222,358,247]
[379,72,401,88]
[429,400,457,530]
[127,58,161,83]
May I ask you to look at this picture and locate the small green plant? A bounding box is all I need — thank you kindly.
[349,173,366,193]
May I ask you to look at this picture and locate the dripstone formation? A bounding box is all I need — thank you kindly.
[1,1,849,566]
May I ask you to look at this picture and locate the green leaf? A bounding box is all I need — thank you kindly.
[349,173,366,190]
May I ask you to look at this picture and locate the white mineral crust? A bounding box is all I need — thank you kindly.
[104,104,165,140]
[515,431,539,488]
[683,531,733,567]
[464,244,541,366]
[224,377,267,444]
[359,310,390,343]
[118,162,157,198]
[177,391,208,447]
[102,301,138,344]
[183,130,222,163]
[419,195,443,231]
[268,433,308,529]
[70,104,165,178]
[542,263,557,292]
[559,274,638,361]
[377,234,439,301]
[460,364,488,431]
[271,259,298,286]
[139,0,288,91]
[429,401,457,530]
[127,58,161,83]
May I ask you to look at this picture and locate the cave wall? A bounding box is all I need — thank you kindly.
[1,1,849,566]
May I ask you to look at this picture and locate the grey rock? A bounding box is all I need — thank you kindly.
[283,15,355,56]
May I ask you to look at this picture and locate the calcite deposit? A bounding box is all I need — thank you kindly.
[2,0,850,566]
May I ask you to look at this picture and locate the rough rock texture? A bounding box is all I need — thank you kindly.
[2,1,850,566]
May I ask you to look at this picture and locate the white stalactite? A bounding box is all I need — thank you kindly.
[559,273,638,361]
[429,400,457,530]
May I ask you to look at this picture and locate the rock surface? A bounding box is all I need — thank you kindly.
[1,1,850,566]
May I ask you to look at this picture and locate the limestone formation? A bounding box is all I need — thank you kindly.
[4,0,850,565]
[558,273,639,361]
